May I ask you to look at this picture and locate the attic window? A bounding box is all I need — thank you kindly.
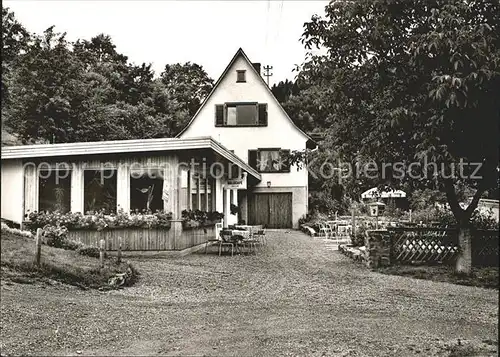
[236,70,246,83]
[215,103,268,126]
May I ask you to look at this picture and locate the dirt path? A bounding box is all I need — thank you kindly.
[1,231,498,356]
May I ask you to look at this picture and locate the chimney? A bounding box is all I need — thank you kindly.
[252,62,261,75]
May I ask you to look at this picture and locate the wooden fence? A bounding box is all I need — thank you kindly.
[388,227,459,264]
[67,224,216,251]
[385,227,498,266]
[176,225,216,250]
[471,230,499,267]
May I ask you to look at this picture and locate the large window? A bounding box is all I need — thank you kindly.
[215,103,267,127]
[84,170,117,213]
[130,168,164,213]
[188,176,213,211]
[248,149,290,173]
[38,169,71,213]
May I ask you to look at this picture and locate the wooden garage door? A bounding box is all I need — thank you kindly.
[248,193,292,228]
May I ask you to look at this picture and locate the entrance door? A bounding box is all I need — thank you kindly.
[248,193,292,228]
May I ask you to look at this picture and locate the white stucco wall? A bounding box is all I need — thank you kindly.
[180,55,309,189]
[1,159,24,224]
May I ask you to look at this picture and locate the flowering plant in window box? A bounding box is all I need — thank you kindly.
[230,204,240,215]
[26,209,173,232]
[181,209,224,229]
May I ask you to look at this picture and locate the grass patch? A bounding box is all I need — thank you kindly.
[1,231,138,289]
[377,264,499,289]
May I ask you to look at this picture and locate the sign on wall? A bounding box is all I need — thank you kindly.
[224,172,247,189]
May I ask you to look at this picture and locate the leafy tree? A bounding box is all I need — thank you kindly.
[3,23,211,143]
[1,7,29,106]
[271,79,299,103]
[4,27,86,143]
[297,0,500,274]
[160,62,214,120]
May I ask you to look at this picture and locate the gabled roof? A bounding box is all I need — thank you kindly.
[176,48,316,149]
[0,136,261,181]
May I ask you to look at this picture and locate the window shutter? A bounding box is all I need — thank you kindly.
[281,150,291,172]
[215,104,224,126]
[258,104,268,126]
[248,150,258,169]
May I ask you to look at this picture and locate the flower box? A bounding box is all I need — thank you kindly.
[182,219,220,230]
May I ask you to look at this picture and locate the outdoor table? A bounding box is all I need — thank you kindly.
[234,225,256,236]
[230,229,250,240]
[225,230,251,254]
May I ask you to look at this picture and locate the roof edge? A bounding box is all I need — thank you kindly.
[0,136,261,180]
[176,48,317,148]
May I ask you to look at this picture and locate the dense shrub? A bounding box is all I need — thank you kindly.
[350,224,367,247]
[470,210,499,230]
[76,246,101,258]
[309,191,350,216]
[407,206,498,230]
[42,224,69,248]
[60,239,83,251]
[384,200,404,219]
[298,214,310,226]
[1,222,33,238]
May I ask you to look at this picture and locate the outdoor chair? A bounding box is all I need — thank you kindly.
[204,222,224,254]
[319,223,333,239]
[205,222,223,254]
[253,228,266,245]
[219,230,235,257]
[238,235,260,254]
[337,224,351,238]
[204,235,222,254]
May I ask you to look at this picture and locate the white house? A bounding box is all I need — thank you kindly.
[178,48,315,228]
[0,48,314,233]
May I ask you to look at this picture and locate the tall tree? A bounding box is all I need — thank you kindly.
[297,0,500,274]
[4,27,86,143]
[3,25,206,143]
[1,7,29,106]
[160,62,214,121]
[271,79,299,103]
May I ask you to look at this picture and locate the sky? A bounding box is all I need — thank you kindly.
[4,0,330,86]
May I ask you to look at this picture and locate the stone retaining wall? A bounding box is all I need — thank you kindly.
[364,230,392,268]
[339,230,392,269]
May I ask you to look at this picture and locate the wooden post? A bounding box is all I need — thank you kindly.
[196,176,201,210]
[99,239,105,268]
[34,228,42,266]
[211,177,217,212]
[117,236,122,264]
[409,209,412,223]
[223,188,229,228]
[351,204,356,239]
[187,170,192,210]
[177,173,182,219]
[205,178,210,211]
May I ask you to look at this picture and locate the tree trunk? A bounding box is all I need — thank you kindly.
[443,179,484,276]
[455,224,472,275]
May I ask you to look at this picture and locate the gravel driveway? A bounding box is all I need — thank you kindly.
[1,230,498,356]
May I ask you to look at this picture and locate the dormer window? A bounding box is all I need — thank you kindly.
[236,70,246,83]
